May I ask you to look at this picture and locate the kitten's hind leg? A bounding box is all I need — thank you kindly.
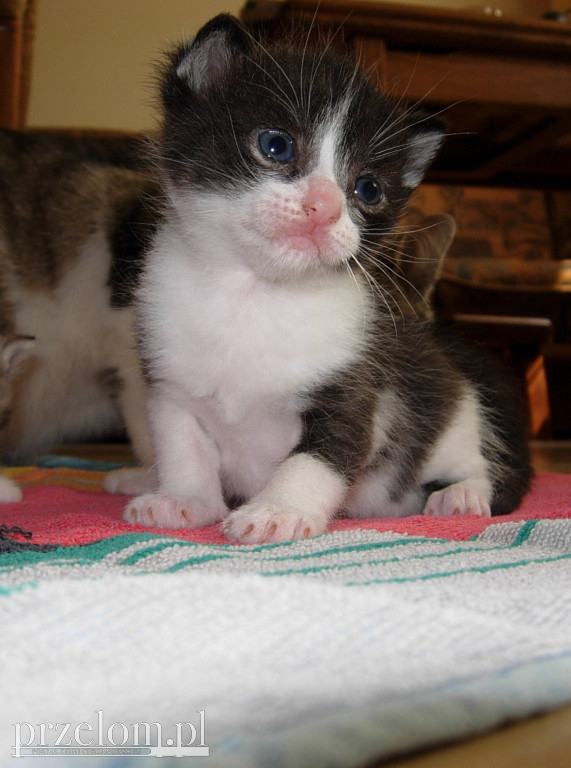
[423,480,491,518]
[420,388,493,518]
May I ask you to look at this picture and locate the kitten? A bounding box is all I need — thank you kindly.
[120,14,532,543]
[0,129,156,470]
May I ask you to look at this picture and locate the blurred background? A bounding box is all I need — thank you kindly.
[25,0,568,131]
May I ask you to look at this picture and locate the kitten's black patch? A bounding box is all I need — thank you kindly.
[109,193,161,307]
[436,327,533,515]
[297,367,379,480]
[298,319,462,495]
[421,480,450,497]
[370,322,462,502]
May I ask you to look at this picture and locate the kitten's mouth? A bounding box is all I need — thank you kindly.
[279,231,324,256]
[247,176,359,273]
[274,181,345,262]
[273,230,346,268]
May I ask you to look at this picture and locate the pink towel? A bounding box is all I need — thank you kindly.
[0,468,569,547]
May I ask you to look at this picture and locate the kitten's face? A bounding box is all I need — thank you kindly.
[159,15,444,282]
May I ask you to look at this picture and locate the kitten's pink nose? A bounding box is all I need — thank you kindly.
[302,177,343,228]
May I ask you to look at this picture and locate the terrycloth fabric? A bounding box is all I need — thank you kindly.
[1,463,570,766]
[2,519,571,767]
[1,465,570,546]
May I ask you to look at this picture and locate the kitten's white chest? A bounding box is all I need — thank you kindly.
[143,226,370,422]
[139,223,371,499]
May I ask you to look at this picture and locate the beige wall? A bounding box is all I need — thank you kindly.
[26,0,553,132]
[27,0,245,131]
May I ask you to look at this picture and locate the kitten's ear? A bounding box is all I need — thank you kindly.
[402,116,446,190]
[173,14,252,94]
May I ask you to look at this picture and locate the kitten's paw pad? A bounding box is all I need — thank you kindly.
[424,485,491,518]
[104,468,157,496]
[124,493,224,529]
[223,503,327,544]
[0,474,22,503]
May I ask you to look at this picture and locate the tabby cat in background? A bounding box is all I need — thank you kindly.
[0,129,157,499]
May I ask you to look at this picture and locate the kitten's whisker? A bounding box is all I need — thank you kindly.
[371,94,465,157]
[372,71,440,146]
[238,48,300,118]
[371,84,454,156]
[369,62,430,149]
[159,151,236,179]
[359,238,403,260]
[364,220,448,243]
[370,77,419,147]
[226,106,252,177]
[304,18,351,120]
[298,3,322,118]
[343,260,370,339]
[357,244,429,317]
[350,254,400,336]
[249,80,299,120]
[243,33,301,113]
[370,139,423,161]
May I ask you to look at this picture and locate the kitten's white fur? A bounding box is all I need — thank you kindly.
[4,231,152,464]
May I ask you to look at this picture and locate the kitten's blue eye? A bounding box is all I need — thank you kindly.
[354,177,383,206]
[259,130,295,163]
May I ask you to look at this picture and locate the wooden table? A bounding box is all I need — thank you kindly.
[242,0,571,189]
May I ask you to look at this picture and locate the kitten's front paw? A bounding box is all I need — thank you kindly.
[424,484,491,518]
[223,503,328,544]
[124,493,227,529]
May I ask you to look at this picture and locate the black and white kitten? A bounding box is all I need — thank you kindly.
[121,14,532,543]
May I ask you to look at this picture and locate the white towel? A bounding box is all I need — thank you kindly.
[1,518,570,767]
